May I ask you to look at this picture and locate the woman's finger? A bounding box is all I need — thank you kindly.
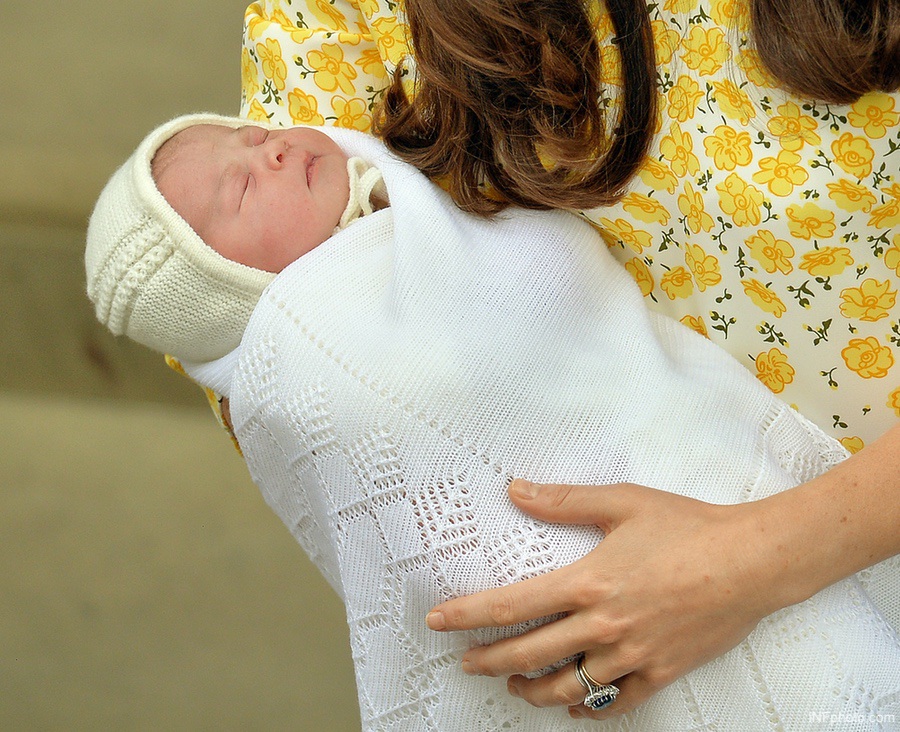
[428,479,648,633]
[460,611,611,677]
[507,653,633,710]
[427,564,579,632]
[508,479,640,532]
[507,661,586,708]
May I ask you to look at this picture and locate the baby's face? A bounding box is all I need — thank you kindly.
[153,124,350,272]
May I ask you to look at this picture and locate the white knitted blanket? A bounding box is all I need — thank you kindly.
[221,128,900,731]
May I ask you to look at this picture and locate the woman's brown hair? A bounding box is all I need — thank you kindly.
[376,0,657,215]
[376,0,900,216]
[752,0,900,104]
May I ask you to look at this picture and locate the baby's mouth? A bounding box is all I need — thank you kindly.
[306,156,319,187]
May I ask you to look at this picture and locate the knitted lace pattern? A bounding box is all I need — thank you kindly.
[228,129,900,731]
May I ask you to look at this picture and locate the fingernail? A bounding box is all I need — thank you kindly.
[426,611,445,631]
[461,659,476,675]
[568,707,585,719]
[510,479,539,499]
[506,679,520,697]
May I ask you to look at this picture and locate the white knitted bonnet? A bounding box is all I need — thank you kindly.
[85,113,277,363]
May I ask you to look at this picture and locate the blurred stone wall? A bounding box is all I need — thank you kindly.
[2,4,360,729]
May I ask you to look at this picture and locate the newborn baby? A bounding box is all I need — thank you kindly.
[86,113,385,363]
[85,115,900,732]
[152,121,352,272]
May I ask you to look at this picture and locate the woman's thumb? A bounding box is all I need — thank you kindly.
[507,478,635,529]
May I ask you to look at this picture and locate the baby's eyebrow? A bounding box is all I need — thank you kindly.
[236,125,259,144]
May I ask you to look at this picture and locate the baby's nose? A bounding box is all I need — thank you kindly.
[260,138,287,169]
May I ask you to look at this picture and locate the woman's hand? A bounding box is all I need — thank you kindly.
[426,424,900,720]
[425,479,803,720]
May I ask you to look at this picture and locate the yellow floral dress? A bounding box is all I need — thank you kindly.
[239,0,900,449]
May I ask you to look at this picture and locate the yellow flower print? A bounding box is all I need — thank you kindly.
[716,173,765,226]
[639,159,678,193]
[704,125,753,171]
[684,243,722,292]
[752,149,809,197]
[165,353,189,379]
[288,88,326,126]
[868,183,900,229]
[709,0,749,29]
[588,1,614,36]
[308,43,358,94]
[257,38,288,91]
[266,7,310,39]
[245,3,269,41]
[599,43,624,86]
[268,7,295,29]
[799,245,853,277]
[625,258,655,296]
[839,278,897,322]
[883,234,900,275]
[678,183,715,233]
[888,386,900,416]
[587,1,615,37]
[287,25,316,45]
[827,178,877,213]
[681,25,730,76]
[667,75,704,122]
[331,31,363,47]
[712,80,755,124]
[842,336,894,379]
[358,47,388,79]
[593,225,621,250]
[786,202,836,240]
[663,0,698,11]
[680,314,708,337]
[847,92,899,139]
[746,230,794,274]
[736,48,778,88]
[656,96,671,126]
[332,96,372,132]
[653,104,666,135]
[241,47,260,101]
[621,193,671,225]
[651,20,680,65]
[247,99,270,123]
[661,266,694,300]
[766,101,820,152]
[244,5,304,43]
[742,279,786,317]
[754,348,794,393]
[839,436,865,454]
[357,0,380,16]
[831,132,875,179]
[371,17,410,66]
[309,0,349,31]
[598,217,654,253]
[660,123,700,177]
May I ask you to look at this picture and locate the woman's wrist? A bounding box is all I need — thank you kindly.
[739,485,839,614]
[742,423,900,614]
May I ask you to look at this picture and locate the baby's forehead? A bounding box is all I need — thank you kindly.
[151,124,227,183]
[173,123,230,146]
[151,124,236,236]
